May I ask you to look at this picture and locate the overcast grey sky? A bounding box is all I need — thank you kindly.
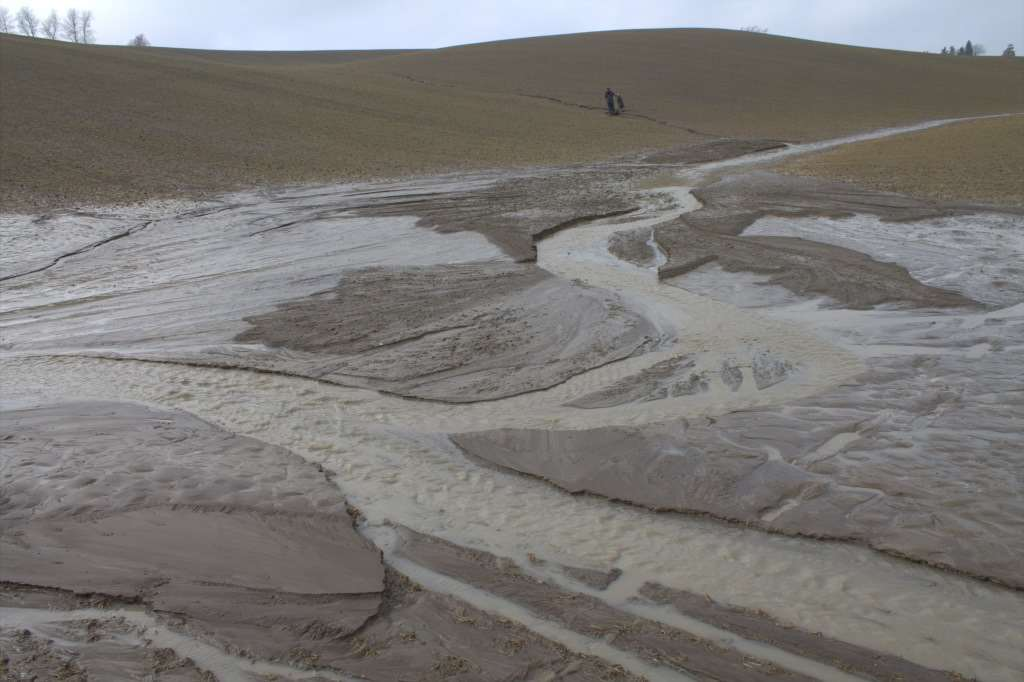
[9,0,1023,53]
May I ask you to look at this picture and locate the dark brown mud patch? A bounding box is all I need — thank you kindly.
[394,526,817,681]
[451,422,838,521]
[605,172,1013,308]
[235,262,664,402]
[684,171,996,237]
[352,168,641,261]
[611,222,975,309]
[566,355,709,408]
[643,138,787,165]
[0,618,215,682]
[0,401,386,660]
[0,403,659,680]
[452,346,1024,588]
[637,583,959,682]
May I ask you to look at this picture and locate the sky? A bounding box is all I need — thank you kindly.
[6,0,1023,54]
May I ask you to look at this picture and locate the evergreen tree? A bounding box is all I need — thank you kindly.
[965,40,974,56]
[1004,44,1016,57]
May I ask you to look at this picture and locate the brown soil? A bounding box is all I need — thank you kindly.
[636,583,961,682]
[395,526,956,681]
[450,339,1024,588]
[236,262,663,402]
[0,401,386,656]
[650,227,973,309]
[351,166,642,260]
[642,138,787,165]
[452,421,852,529]
[4,29,1022,212]
[778,115,1024,206]
[609,172,989,308]
[0,402,661,681]
[681,171,992,236]
[0,620,214,682]
[364,29,1024,141]
[0,34,687,213]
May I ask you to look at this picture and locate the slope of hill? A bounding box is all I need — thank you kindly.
[363,29,1023,141]
[142,46,417,65]
[779,115,1024,206]
[0,35,687,211]
[2,29,1022,212]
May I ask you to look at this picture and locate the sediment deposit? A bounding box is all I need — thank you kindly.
[3,117,1023,681]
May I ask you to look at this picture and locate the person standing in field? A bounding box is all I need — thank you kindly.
[605,88,617,115]
[616,92,625,113]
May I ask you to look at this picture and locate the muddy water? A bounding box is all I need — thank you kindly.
[2,117,1024,681]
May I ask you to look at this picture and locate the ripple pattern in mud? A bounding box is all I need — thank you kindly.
[3,356,1023,682]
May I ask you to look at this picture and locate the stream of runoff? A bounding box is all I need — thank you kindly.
[2,117,1023,681]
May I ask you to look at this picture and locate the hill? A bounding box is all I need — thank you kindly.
[778,115,1024,206]
[140,46,417,65]
[0,35,686,211]
[365,29,1024,140]
[2,29,1022,212]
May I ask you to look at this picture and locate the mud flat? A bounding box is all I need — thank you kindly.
[452,311,1024,587]
[609,171,1006,308]
[0,402,384,666]
[0,612,215,682]
[236,262,664,402]
[349,166,643,261]
[389,527,955,682]
[598,170,1024,586]
[0,402,656,681]
[642,138,787,165]
[5,353,1024,680]
[2,117,1024,681]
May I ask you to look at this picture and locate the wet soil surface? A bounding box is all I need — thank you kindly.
[236,262,664,402]
[616,226,975,308]
[393,527,818,682]
[642,139,787,165]
[350,166,643,261]
[1,402,384,660]
[392,526,959,681]
[610,172,994,308]
[0,616,214,682]
[453,313,1024,587]
[2,120,1023,681]
[0,403,651,681]
[634,583,953,682]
